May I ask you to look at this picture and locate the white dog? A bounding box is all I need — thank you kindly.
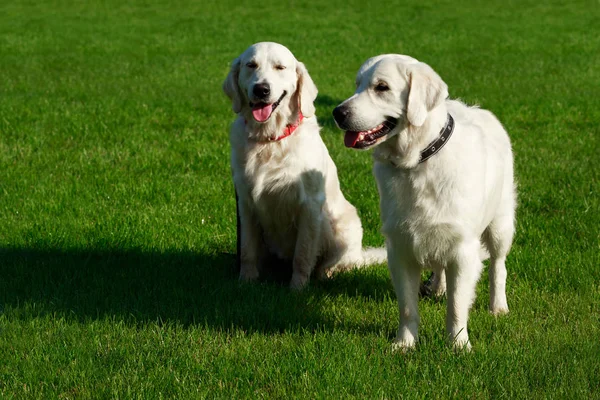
[333,54,516,350]
[223,42,385,289]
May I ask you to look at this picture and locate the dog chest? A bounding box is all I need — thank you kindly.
[245,155,306,203]
[375,162,468,264]
[249,168,316,259]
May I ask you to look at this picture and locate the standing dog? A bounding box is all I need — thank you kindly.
[223,42,385,289]
[333,54,516,350]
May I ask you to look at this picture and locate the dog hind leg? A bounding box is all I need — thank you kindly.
[290,204,322,290]
[483,212,514,315]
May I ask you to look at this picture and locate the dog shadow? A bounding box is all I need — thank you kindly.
[314,94,342,129]
[0,244,392,334]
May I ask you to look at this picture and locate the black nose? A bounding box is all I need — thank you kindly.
[253,83,270,99]
[332,105,349,125]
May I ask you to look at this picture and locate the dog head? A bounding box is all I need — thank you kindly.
[333,54,448,150]
[223,42,318,132]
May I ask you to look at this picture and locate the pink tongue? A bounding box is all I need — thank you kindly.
[344,131,361,148]
[252,104,273,122]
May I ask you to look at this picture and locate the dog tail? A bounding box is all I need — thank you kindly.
[479,245,490,261]
[320,247,386,279]
[479,246,490,261]
[358,247,387,266]
[348,245,483,267]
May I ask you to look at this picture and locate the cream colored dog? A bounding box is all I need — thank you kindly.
[223,42,385,289]
[333,54,516,350]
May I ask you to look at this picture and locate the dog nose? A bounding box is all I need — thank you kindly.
[253,83,270,99]
[332,105,349,124]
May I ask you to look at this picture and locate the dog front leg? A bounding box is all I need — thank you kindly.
[290,204,322,290]
[388,244,421,351]
[238,197,262,282]
[446,241,484,351]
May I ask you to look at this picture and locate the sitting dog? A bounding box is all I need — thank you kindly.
[223,42,386,289]
[333,54,516,350]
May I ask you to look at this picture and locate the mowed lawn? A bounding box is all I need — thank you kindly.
[1,0,599,398]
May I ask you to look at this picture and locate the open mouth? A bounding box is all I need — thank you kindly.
[249,91,287,122]
[344,118,398,149]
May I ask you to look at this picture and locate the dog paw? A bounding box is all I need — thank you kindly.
[448,328,472,352]
[315,266,337,280]
[489,305,509,316]
[391,338,416,353]
[419,272,446,298]
[289,273,309,290]
[452,339,472,352]
[419,282,446,299]
[239,264,259,282]
[418,282,432,298]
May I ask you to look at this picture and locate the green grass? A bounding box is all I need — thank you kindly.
[1,0,599,398]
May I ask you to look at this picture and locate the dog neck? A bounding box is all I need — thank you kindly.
[242,105,303,142]
[374,104,448,169]
[245,111,304,142]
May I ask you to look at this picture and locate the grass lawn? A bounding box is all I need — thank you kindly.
[1,0,599,398]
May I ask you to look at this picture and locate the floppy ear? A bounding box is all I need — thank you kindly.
[222,57,243,113]
[295,61,318,118]
[406,63,448,127]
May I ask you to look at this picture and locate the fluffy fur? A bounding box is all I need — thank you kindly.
[333,54,516,350]
[223,42,386,289]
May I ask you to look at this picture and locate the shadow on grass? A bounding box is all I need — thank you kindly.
[0,246,392,334]
[315,94,342,129]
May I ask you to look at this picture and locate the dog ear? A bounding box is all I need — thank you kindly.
[222,57,243,113]
[295,61,318,118]
[406,63,448,127]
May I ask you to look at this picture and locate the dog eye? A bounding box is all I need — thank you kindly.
[274,65,286,70]
[375,82,390,92]
[246,61,258,69]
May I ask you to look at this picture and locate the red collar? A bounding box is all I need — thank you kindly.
[245,111,304,142]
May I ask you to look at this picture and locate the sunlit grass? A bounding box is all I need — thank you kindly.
[1,0,599,398]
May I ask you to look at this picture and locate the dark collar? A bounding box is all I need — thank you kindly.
[418,113,454,163]
[245,111,304,142]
